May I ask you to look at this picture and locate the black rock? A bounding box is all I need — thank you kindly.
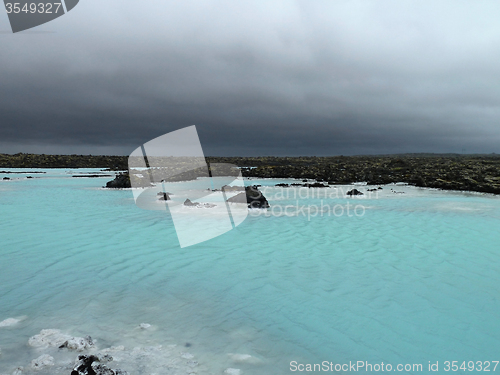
[158,192,170,201]
[105,174,131,189]
[72,355,99,375]
[3,177,10,180]
[346,189,363,196]
[157,191,173,196]
[227,186,270,208]
[275,183,290,187]
[72,354,126,375]
[303,182,328,188]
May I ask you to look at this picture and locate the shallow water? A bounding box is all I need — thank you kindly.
[1,170,500,374]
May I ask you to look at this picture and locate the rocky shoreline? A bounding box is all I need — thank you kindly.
[2,153,500,194]
[0,318,252,375]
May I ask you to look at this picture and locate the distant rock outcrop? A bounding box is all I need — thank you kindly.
[346,189,363,196]
[222,185,245,192]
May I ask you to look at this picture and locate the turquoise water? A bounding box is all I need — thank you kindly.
[1,170,500,374]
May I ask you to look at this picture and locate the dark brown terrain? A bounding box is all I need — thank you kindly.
[1,153,499,194]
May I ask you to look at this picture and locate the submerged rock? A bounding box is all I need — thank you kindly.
[180,352,194,359]
[224,369,241,375]
[31,354,54,370]
[228,353,261,364]
[0,317,23,327]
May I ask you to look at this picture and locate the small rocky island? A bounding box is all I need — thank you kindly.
[226,186,270,208]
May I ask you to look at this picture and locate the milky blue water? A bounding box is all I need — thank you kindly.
[1,169,500,374]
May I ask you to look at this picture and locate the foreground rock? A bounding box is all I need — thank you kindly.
[28,329,94,351]
[72,354,127,375]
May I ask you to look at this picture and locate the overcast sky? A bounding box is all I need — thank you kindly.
[1,0,500,156]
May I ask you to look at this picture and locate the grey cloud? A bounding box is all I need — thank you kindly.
[1,0,500,155]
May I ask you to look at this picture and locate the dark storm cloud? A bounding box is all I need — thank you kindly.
[1,0,500,155]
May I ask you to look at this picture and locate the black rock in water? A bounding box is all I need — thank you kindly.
[105,174,131,189]
[303,182,328,188]
[158,192,171,201]
[157,191,173,196]
[227,186,270,208]
[346,189,363,196]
